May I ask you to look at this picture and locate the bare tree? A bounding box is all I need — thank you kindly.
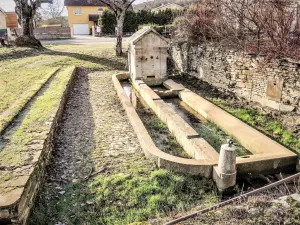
[97,0,136,56]
[13,0,48,48]
[180,0,300,59]
[40,0,65,19]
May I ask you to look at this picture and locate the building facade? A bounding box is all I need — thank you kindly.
[65,0,107,35]
[0,7,6,29]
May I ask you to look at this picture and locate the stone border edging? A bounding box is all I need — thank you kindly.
[20,66,77,224]
[112,73,216,178]
[0,66,77,224]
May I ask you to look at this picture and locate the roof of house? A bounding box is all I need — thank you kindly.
[151,3,184,11]
[64,0,107,6]
[129,27,168,45]
[0,7,6,16]
[6,12,18,28]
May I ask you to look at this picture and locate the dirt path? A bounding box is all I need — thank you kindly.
[49,68,154,182]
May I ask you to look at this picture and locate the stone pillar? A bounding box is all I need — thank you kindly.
[70,27,74,38]
[92,26,95,37]
[213,139,237,192]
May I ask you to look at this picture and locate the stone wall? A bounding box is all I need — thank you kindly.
[10,27,72,40]
[18,68,76,224]
[34,27,71,40]
[171,42,300,112]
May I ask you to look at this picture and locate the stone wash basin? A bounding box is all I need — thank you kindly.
[113,73,297,180]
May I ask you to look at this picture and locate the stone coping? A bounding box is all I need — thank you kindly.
[178,87,297,175]
[0,66,76,224]
[112,73,217,178]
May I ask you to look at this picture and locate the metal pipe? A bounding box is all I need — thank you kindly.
[164,172,300,225]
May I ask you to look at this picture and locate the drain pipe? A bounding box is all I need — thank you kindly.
[164,172,300,225]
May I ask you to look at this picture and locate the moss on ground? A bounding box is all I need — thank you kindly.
[29,169,218,225]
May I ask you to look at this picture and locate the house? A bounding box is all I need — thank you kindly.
[5,12,19,29]
[151,3,184,13]
[0,7,6,29]
[64,0,108,35]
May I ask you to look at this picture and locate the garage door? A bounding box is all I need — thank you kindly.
[73,24,89,35]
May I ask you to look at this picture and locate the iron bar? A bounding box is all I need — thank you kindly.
[165,172,300,225]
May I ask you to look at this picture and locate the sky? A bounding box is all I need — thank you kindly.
[0,0,15,12]
[0,0,151,14]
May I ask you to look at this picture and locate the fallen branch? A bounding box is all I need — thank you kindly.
[165,172,300,225]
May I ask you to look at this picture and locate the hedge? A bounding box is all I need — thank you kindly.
[99,9,183,35]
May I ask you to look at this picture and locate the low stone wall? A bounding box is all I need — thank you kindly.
[171,42,300,112]
[34,27,71,40]
[0,67,76,224]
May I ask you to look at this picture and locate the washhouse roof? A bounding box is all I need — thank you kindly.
[128,27,168,45]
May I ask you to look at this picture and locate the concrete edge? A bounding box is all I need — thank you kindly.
[112,73,217,178]
[0,66,77,224]
[178,87,297,175]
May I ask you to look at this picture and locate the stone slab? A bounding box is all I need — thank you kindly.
[179,88,297,175]
[163,79,185,91]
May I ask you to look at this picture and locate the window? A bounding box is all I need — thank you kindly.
[74,8,82,15]
[98,8,104,15]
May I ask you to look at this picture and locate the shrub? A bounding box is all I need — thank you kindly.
[100,9,183,35]
[177,0,300,60]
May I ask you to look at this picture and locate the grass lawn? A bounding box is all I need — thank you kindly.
[0,45,125,133]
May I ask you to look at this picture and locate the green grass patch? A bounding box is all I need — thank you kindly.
[0,66,75,176]
[29,169,218,225]
[0,45,126,132]
[209,98,300,155]
[0,67,59,133]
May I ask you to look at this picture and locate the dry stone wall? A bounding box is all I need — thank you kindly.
[171,42,300,112]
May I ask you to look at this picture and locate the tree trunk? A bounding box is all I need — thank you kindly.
[14,0,43,48]
[115,12,126,56]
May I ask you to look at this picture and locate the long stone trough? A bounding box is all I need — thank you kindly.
[113,73,298,190]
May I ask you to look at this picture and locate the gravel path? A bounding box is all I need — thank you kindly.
[49,68,154,182]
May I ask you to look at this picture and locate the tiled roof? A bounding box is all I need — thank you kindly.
[64,0,106,6]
